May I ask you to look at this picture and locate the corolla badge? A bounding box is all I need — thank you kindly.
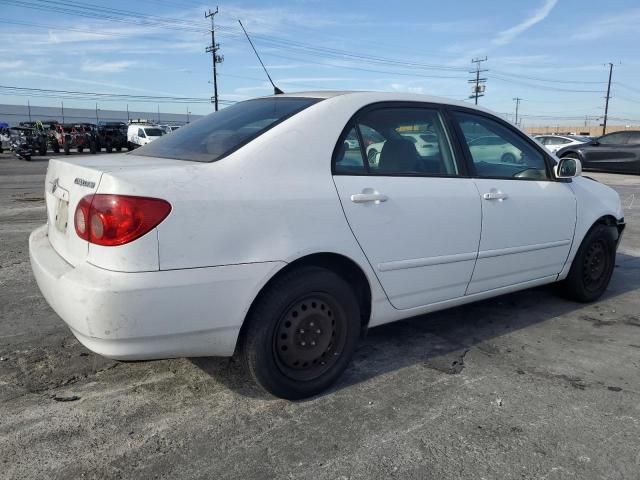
[74,178,96,188]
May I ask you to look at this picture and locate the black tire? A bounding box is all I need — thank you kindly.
[240,266,361,400]
[106,144,112,153]
[90,140,97,154]
[116,146,122,152]
[127,142,134,151]
[559,224,616,302]
[63,142,70,155]
[52,141,60,153]
[78,146,83,154]
[23,155,31,161]
[38,141,46,156]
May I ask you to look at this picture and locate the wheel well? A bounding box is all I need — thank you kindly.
[560,150,580,159]
[236,253,372,353]
[593,215,622,241]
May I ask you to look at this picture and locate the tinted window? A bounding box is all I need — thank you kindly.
[626,132,640,145]
[599,132,628,145]
[355,108,457,176]
[334,126,366,174]
[144,128,164,137]
[455,111,549,180]
[135,97,320,162]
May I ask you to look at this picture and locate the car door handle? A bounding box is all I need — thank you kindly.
[350,193,388,204]
[483,192,508,201]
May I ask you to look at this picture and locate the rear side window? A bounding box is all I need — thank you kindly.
[135,97,321,162]
[334,106,458,176]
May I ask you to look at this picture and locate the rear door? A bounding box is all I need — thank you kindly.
[333,104,481,310]
[613,131,640,173]
[450,110,576,294]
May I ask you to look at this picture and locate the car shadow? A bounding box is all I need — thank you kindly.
[191,253,640,400]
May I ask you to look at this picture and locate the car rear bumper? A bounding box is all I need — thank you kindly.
[29,225,284,360]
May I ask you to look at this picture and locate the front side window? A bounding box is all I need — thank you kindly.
[355,107,457,176]
[135,97,321,162]
[454,111,549,180]
[598,132,628,145]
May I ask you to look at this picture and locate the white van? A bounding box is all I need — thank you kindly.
[127,124,164,149]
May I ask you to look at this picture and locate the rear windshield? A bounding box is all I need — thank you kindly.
[134,97,321,162]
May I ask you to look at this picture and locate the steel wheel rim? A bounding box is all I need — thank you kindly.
[273,293,347,382]
[582,240,609,293]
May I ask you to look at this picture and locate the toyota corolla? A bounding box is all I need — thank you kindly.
[30,91,625,399]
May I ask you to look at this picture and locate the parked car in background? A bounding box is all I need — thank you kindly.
[0,122,10,153]
[30,92,624,399]
[9,123,49,160]
[556,130,640,174]
[50,123,97,155]
[467,135,523,164]
[127,123,164,149]
[535,134,590,154]
[96,122,128,153]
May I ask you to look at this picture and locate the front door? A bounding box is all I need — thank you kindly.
[333,105,481,309]
[451,110,577,294]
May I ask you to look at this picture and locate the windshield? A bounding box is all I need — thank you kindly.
[144,128,164,137]
[134,97,321,162]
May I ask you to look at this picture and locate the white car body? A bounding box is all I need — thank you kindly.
[127,124,164,147]
[30,91,624,363]
[535,135,590,154]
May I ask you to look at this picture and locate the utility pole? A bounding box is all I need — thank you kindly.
[126,104,130,122]
[602,62,614,136]
[513,97,522,126]
[157,104,160,123]
[205,7,223,111]
[95,103,99,123]
[468,57,488,105]
[186,106,191,123]
[27,100,31,122]
[61,101,65,123]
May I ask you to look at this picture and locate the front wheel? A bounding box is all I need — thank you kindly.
[240,266,361,400]
[559,224,616,302]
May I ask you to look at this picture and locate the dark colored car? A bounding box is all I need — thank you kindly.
[556,130,640,174]
[96,121,128,152]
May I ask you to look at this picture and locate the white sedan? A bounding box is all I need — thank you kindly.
[30,91,625,399]
[534,134,590,154]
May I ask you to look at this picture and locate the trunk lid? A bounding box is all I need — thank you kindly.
[44,154,188,266]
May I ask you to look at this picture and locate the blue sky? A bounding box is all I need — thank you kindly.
[1,0,640,127]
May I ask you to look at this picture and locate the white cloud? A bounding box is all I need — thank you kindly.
[81,60,136,73]
[571,8,640,40]
[0,60,25,70]
[493,0,559,46]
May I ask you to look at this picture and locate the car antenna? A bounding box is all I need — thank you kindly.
[238,20,284,95]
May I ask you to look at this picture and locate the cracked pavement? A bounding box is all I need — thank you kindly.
[1,154,639,479]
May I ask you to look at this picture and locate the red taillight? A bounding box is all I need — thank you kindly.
[74,194,171,246]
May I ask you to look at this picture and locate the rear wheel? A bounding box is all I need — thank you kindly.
[127,142,134,151]
[78,146,83,154]
[52,141,60,153]
[240,266,361,400]
[63,142,70,155]
[559,224,616,302]
[501,152,516,163]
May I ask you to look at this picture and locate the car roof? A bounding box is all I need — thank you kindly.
[258,90,485,112]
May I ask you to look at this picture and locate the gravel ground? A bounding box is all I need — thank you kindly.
[1,153,639,480]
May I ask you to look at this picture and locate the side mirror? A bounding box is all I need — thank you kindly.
[555,157,582,179]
